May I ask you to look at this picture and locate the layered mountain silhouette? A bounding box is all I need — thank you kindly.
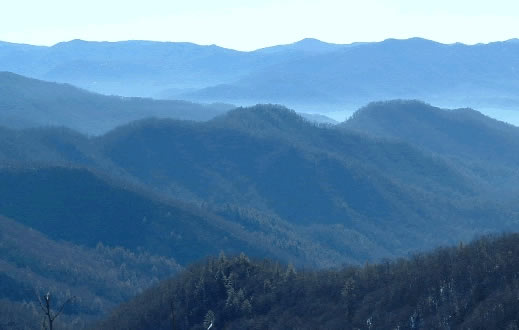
[1,104,517,265]
[0,72,337,133]
[0,72,232,134]
[2,38,519,112]
[2,98,519,328]
[184,38,519,111]
[2,32,519,329]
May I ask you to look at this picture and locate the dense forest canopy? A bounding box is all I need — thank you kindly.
[2,104,518,265]
[342,100,519,196]
[1,99,519,328]
[99,233,519,329]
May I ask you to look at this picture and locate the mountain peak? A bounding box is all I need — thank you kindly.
[349,100,434,118]
[255,38,342,54]
[380,37,442,47]
[211,104,311,133]
[293,37,329,45]
[343,99,519,165]
[53,38,88,46]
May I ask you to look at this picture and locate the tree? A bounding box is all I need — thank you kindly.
[36,292,75,330]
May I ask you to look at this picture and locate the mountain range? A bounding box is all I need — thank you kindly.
[0,71,233,134]
[1,101,518,267]
[2,68,519,328]
[0,72,339,134]
[2,38,519,116]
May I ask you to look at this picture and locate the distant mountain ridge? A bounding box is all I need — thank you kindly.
[0,72,233,134]
[254,38,351,54]
[183,38,519,111]
[0,72,337,133]
[1,37,519,114]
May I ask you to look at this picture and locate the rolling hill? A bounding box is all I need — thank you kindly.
[343,100,519,164]
[0,72,233,134]
[2,102,519,328]
[341,100,519,194]
[1,104,517,266]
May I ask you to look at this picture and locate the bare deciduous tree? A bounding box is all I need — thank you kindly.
[36,292,75,330]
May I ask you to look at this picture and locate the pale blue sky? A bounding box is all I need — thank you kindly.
[2,0,518,50]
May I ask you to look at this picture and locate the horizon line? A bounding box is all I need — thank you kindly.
[1,36,518,52]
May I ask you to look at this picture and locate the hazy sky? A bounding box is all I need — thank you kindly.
[2,0,518,50]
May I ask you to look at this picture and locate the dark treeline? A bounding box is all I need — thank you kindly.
[100,233,519,330]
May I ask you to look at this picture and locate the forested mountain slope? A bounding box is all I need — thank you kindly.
[0,215,181,329]
[1,103,519,328]
[0,166,321,265]
[0,105,516,265]
[0,166,351,328]
[341,100,519,194]
[0,72,232,134]
[99,233,519,330]
[342,100,519,165]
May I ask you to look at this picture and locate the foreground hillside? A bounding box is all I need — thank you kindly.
[0,72,232,134]
[99,233,519,329]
